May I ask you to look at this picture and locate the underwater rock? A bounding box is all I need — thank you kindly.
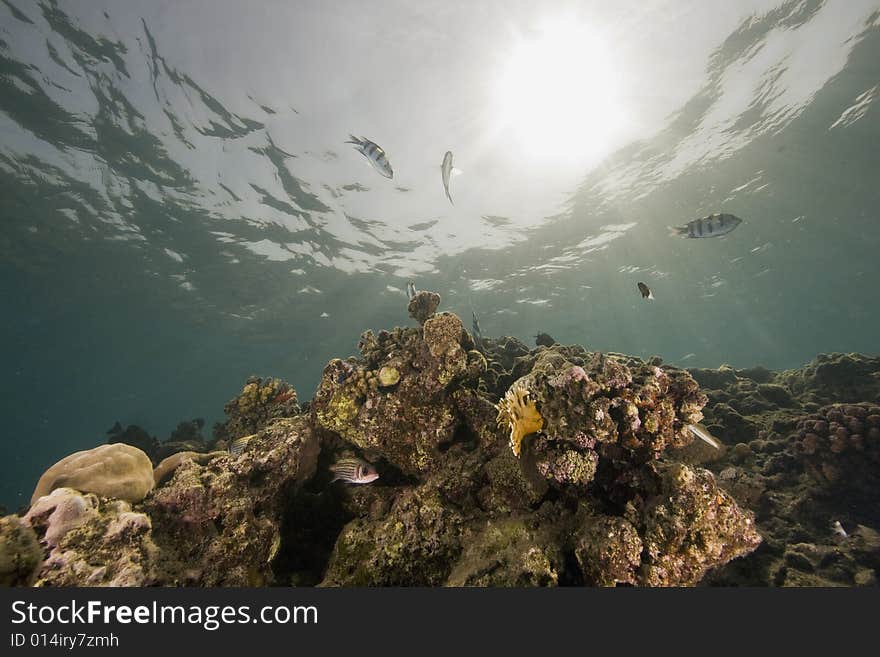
[213,377,300,445]
[31,443,155,505]
[24,488,159,586]
[0,515,42,586]
[143,416,319,586]
[312,312,473,475]
[446,517,562,586]
[638,463,762,586]
[495,348,707,488]
[779,353,880,405]
[314,331,759,587]
[688,364,738,390]
[152,451,225,487]
[573,513,643,587]
[321,485,466,586]
[407,290,441,324]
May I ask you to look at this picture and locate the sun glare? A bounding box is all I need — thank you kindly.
[494,19,623,163]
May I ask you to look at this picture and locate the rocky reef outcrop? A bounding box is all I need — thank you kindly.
[682,353,880,586]
[10,298,879,587]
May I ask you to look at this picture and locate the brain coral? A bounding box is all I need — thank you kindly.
[31,443,155,505]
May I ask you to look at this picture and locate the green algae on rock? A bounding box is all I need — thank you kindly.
[0,515,42,586]
[213,376,300,445]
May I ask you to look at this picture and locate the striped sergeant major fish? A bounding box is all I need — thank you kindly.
[346,135,394,178]
[330,457,379,484]
[406,281,417,301]
[670,213,743,238]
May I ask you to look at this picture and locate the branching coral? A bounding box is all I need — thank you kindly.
[496,377,544,457]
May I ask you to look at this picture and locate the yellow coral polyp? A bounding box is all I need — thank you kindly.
[496,379,544,457]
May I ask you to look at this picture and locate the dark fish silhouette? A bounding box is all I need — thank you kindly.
[670,213,743,238]
[637,282,653,300]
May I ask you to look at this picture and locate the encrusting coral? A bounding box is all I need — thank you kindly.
[213,376,300,445]
[23,488,159,586]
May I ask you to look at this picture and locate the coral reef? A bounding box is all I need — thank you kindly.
[311,311,477,475]
[213,377,300,445]
[152,451,225,487]
[24,488,159,586]
[11,297,878,588]
[682,353,880,586]
[407,290,441,324]
[0,515,42,586]
[142,417,319,585]
[31,443,155,505]
[312,299,758,586]
[790,403,880,488]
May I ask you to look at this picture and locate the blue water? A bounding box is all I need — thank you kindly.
[1,0,879,510]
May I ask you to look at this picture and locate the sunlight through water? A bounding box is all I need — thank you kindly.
[493,17,626,165]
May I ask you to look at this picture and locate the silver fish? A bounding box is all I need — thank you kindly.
[330,457,379,484]
[670,213,743,238]
[406,281,417,300]
[686,423,721,449]
[831,520,848,538]
[346,135,393,178]
[441,150,454,205]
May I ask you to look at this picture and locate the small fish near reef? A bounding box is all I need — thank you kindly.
[686,423,722,450]
[441,150,455,205]
[637,282,654,300]
[406,281,417,301]
[831,520,848,539]
[346,135,394,178]
[330,457,379,484]
[472,311,484,349]
[670,213,743,238]
[229,434,256,457]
